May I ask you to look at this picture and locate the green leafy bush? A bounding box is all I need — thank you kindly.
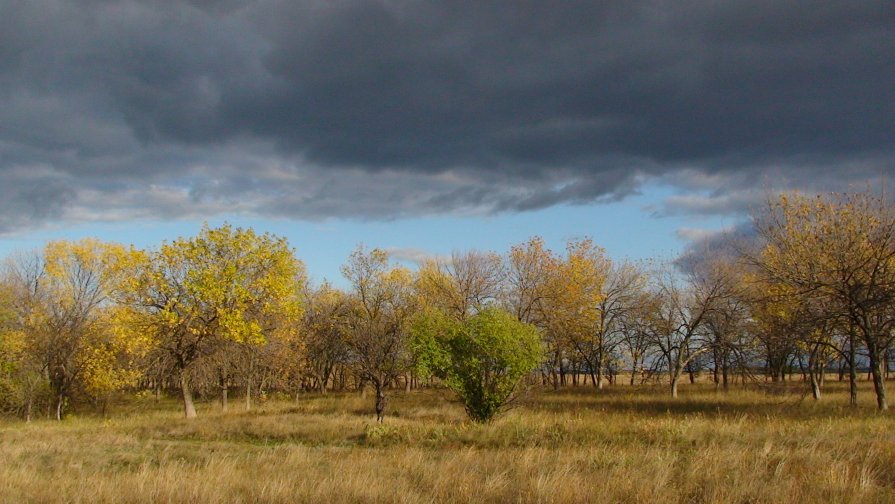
[412,307,544,422]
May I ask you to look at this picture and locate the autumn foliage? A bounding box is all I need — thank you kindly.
[1,189,895,423]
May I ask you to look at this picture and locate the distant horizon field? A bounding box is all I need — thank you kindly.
[2,382,894,503]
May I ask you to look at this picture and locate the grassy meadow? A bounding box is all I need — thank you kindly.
[1,381,894,503]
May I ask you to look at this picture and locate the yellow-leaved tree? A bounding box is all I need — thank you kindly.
[753,191,895,410]
[301,282,351,394]
[551,240,646,390]
[127,224,304,418]
[503,237,557,386]
[3,240,143,420]
[0,274,48,420]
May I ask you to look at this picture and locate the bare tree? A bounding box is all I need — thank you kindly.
[342,246,416,422]
[649,262,732,398]
[619,290,661,386]
[418,250,504,320]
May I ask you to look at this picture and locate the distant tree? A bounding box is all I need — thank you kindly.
[0,325,48,420]
[503,237,562,386]
[618,289,663,385]
[416,250,503,320]
[541,239,605,389]
[744,275,846,401]
[302,282,351,394]
[0,271,49,420]
[699,257,751,391]
[746,280,800,384]
[341,246,416,422]
[412,306,543,422]
[648,261,733,398]
[80,305,154,416]
[3,241,142,420]
[551,240,644,390]
[503,237,553,326]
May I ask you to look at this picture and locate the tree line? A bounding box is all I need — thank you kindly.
[1,190,894,423]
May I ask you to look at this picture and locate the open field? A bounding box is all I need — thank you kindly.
[1,382,894,503]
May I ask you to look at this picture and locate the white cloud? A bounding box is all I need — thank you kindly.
[385,247,450,267]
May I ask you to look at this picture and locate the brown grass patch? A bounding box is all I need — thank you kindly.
[1,382,893,503]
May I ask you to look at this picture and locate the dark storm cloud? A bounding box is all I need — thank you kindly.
[0,0,893,231]
[253,1,894,169]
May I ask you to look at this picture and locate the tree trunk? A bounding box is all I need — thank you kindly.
[808,348,821,400]
[374,382,387,423]
[55,392,64,421]
[809,368,821,400]
[245,374,252,412]
[869,347,889,411]
[321,366,331,394]
[181,373,198,419]
[220,376,228,412]
[550,357,559,390]
[848,332,858,407]
[666,353,675,385]
[245,352,256,411]
[671,374,680,398]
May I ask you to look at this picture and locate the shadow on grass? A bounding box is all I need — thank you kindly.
[520,382,883,419]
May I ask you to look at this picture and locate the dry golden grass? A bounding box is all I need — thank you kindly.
[1,382,894,503]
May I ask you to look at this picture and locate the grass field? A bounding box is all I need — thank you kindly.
[1,381,894,503]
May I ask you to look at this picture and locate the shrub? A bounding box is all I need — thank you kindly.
[412,307,544,422]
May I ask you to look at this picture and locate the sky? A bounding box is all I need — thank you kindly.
[1,1,893,284]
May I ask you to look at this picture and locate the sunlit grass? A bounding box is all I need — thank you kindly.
[1,381,893,503]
